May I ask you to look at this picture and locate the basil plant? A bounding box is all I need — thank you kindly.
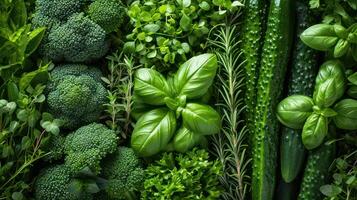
[276,60,352,150]
[131,54,221,157]
[300,23,357,61]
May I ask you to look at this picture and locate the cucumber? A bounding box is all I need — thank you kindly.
[280,0,319,183]
[242,0,267,131]
[252,0,294,199]
[298,142,335,200]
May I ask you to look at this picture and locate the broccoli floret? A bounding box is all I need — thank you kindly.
[35,165,76,200]
[88,0,126,33]
[46,64,106,129]
[35,165,94,200]
[64,123,118,173]
[100,147,144,200]
[42,134,65,162]
[44,13,108,62]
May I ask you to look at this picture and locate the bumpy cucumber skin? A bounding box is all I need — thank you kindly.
[242,0,267,133]
[252,0,294,199]
[298,143,335,200]
[280,0,319,183]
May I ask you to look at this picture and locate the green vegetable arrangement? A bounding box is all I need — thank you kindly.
[276,60,357,149]
[131,53,221,157]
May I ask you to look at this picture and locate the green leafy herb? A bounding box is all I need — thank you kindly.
[141,148,222,199]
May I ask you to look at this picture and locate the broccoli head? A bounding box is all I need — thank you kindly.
[46,64,107,129]
[35,165,94,200]
[35,165,76,200]
[64,123,118,173]
[44,13,108,62]
[100,147,144,200]
[88,0,126,33]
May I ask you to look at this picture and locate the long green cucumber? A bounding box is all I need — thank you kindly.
[298,142,335,200]
[252,0,294,199]
[280,0,319,183]
[242,0,267,132]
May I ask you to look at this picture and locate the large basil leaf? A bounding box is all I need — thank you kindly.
[134,68,171,105]
[302,113,328,150]
[182,103,221,135]
[276,95,314,129]
[333,99,357,130]
[174,53,218,99]
[315,60,345,86]
[173,126,203,153]
[313,77,345,108]
[300,24,339,51]
[131,108,176,157]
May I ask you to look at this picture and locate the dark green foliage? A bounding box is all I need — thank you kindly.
[88,0,125,33]
[100,147,144,200]
[46,64,107,129]
[141,148,222,199]
[44,13,108,62]
[64,123,118,173]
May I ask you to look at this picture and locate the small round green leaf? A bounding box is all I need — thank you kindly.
[173,126,202,153]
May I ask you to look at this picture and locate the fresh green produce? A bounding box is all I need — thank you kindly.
[0,0,45,82]
[64,123,118,173]
[131,54,221,157]
[209,24,251,200]
[241,0,267,131]
[124,0,242,70]
[35,165,82,200]
[279,1,320,183]
[298,142,336,200]
[32,0,125,62]
[320,150,357,200]
[99,147,144,200]
[45,64,107,129]
[141,148,222,199]
[333,99,357,130]
[102,52,139,138]
[252,0,294,199]
[347,72,357,98]
[276,60,350,150]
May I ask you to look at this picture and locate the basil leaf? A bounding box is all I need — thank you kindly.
[277,95,314,129]
[333,39,349,58]
[174,54,218,99]
[313,77,345,108]
[173,126,203,153]
[300,24,339,51]
[131,108,177,157]
[302,113,328,150]
[182,103,221,135]
[134,68,171,105]
[315,60,345,86]
[347,86,357,99]
[333,99,357,130]
[347,72,357,85]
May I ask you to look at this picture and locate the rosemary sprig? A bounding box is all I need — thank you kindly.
[209,24,251,200]
[102,52,140,139]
